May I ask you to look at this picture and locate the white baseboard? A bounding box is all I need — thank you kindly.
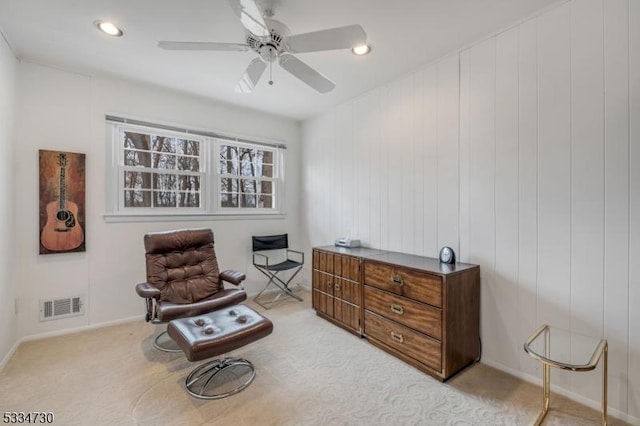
[481,359,640,425]
[0,339,20,372]
[20,315,143,343]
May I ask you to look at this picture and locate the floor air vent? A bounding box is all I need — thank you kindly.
[39,296,84,321]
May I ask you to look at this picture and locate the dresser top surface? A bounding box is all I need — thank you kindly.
[366,251,478,275]
[313,246,478,275]
[314,246,388,257]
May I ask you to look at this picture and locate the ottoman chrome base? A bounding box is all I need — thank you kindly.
[186,357,256,400]
[153,330,182,353]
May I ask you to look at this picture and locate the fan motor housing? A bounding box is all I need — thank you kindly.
[246,18,290,62]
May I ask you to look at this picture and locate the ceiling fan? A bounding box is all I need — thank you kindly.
[158,0,367,94]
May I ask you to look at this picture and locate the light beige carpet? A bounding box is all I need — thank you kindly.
[0,289,626,425]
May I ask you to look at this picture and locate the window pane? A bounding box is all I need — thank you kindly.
[124,132,151,151]
[124,171,152,189]
[259,180,273,195]
[220,145,239,175]
[152,136,176,153]
[221,193,238,208]
[178,175,200,191]
[239,148,255,177]
[220,160,237,175]
[179,192,200,208]
[240,194,257,208]
[177,156,200,172]
[154,191,176,207]
[240,161,254,177]
[180,140,200,156]
[261,165,273,178]
[153,153,176,170]
[124,190,151,207]
[220,178,238,193]
[241,178,257,195]
[262,151,273,164]
[153,173,177,191]
[259,195,273,208]
[124,149,151,167]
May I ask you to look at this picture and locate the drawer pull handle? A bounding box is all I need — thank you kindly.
[390,304,404,315]
[391,332,404,343]
[334,283,340,291]
[391,276,404,286]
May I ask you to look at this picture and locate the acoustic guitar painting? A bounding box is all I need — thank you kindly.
[39,150,86,254]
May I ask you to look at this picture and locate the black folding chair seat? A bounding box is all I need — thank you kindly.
[252,234,304,309]
[263,259,303,272]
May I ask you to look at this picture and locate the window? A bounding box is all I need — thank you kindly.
[106,117,285,219]
[218,143,275,209]
[123,131,203,209]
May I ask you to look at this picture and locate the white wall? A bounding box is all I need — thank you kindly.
[0,33,17,366]
[302,0,640,422]
[13,62,301,338]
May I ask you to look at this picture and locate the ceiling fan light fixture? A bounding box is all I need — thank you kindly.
[95,21,124,37]
[352,44,371,56]
[159,0,366,93]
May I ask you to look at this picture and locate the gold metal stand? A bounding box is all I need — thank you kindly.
[524,324,608,425]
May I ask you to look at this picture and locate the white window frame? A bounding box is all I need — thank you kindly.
[117,123,207,214]
[105,117,286,222]
[213,139,284,213]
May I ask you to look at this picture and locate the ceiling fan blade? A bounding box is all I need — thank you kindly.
[228,0,270,37]
[158,41,249,52]
[285,25,367,53]
[235,58,267,93]
[279,53,335,93]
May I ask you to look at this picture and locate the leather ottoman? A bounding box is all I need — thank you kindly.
[167,304,273,399]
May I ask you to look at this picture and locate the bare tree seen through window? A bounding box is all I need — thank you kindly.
[123,131,201,208]
[219,144,274,209]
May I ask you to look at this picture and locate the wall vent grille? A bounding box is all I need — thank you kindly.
[39,296,84,321]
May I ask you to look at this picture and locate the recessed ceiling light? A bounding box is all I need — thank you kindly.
[95,20,124,37]
[352,44,371,56]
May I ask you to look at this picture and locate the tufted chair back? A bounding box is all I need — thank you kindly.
[144,228,221,304]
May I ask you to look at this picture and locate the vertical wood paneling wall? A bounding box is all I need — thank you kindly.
[604,0,630,414]
[301,0,640,421]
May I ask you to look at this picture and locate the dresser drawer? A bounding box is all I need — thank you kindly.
[364,261,442,308]
[364,286,442,339]
[364,311,441,371]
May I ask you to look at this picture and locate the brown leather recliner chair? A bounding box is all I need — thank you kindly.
[135,228,247,352]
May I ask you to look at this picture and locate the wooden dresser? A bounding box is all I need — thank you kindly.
[312,246,387,335]
[312,246,480,381]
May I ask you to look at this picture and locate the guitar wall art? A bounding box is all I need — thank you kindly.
[39,150,86,254]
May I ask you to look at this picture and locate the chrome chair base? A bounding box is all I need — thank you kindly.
[153,329,182,353]
[185,357,256,400]
[253,265,303,310]
[253,282,302,310]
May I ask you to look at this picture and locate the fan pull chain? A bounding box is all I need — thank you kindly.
[268,58,274,86]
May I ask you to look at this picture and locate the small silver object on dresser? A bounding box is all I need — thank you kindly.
[334,238,361,248]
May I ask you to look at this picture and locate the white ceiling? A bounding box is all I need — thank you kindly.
[0,0,560,121]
